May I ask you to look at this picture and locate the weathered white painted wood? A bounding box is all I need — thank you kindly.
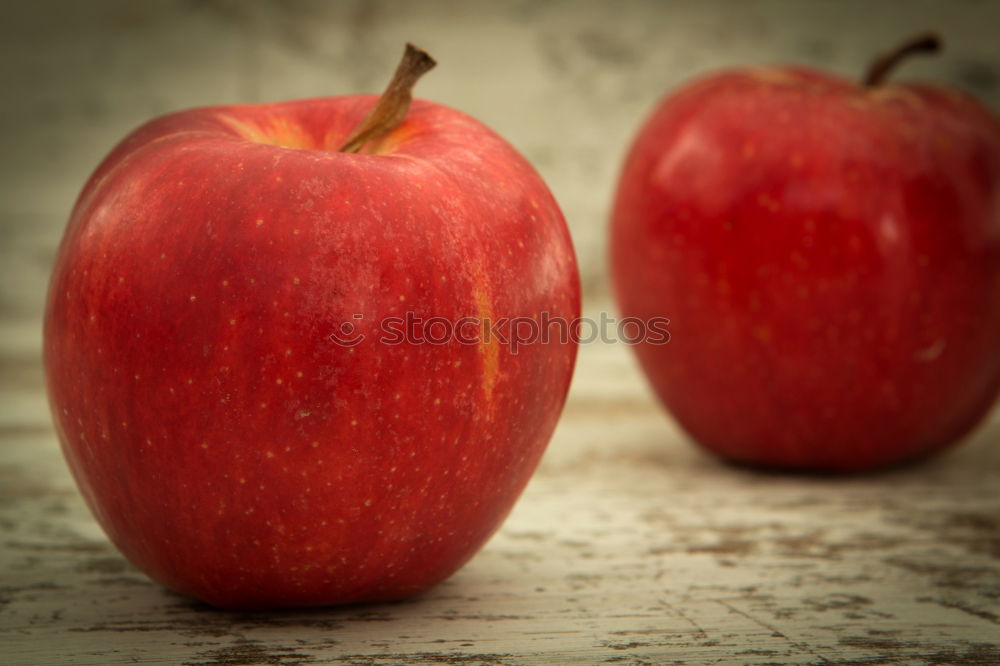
[3,340,1000,664]
[3,2,1000,663]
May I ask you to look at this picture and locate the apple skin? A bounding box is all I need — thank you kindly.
[611,67,1000,472]
[44,95,579,609]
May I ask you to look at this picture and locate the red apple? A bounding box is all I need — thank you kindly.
[611,34,1000,472]
[44,45,579,608]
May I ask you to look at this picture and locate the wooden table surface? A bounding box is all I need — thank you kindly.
[3,4,1000,662]
[2,332,999,665]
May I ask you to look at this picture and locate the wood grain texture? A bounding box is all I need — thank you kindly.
[2,340,999,665]
[2,2,1000,663]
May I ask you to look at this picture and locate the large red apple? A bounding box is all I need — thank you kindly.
[611,34,1000,472]
[44,45,579,608]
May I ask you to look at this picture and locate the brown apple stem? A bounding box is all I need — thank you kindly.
[338,43,436,153]
[863,32,942,86]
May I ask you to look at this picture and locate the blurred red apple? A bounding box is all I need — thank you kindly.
[44,45,579,608]
[611,34,1000,472]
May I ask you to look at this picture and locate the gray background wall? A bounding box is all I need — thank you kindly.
[2,0,998,412]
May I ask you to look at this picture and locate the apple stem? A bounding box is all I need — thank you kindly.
[863,32,942,87]
[338,43,437,153]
